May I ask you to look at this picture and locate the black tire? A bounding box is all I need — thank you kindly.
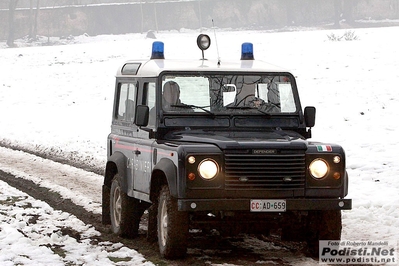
[110,174,143,238]
[281,211,306,241]
[306,210,342,257]
[157,185,189,259]
[281,225,306,241]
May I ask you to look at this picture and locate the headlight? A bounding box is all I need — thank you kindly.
[309,159,329,179]
[198,159,219,180]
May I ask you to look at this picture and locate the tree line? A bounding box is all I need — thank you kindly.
[7,0,40,47]
[5,0,156,46]
[5,0,399,47]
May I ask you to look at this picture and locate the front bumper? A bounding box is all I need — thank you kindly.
[178,198,352,211]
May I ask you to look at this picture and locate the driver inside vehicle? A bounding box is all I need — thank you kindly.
[162,81,182,110]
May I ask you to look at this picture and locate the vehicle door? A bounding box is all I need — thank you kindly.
[133,80,156,194]
[112,80,139,195]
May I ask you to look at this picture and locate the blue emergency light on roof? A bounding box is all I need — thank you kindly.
[241,42,254,60]
[151,41,165,59]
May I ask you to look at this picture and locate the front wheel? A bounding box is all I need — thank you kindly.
[110,174,143,238]
[306,210,342,257]
[157,185,189,259]
[281,211,307,241]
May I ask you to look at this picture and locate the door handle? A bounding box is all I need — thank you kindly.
[135,149,141,155]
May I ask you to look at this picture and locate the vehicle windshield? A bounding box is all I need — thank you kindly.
[161,74,297,114]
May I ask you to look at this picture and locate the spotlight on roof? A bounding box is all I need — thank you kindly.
[197,34,211,60]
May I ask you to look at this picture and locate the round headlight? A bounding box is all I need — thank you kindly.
[309,159,329,179]
[198,159,218,180]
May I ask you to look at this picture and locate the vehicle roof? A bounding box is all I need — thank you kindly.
[116,58,291,78]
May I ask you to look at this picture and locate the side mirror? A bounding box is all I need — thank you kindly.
[135,105,149,127]
[304,106,316,127]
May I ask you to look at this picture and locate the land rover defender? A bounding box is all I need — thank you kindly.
[102,34,351,259]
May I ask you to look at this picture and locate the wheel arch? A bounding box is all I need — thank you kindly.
[151,158,178,201]
[341,170,349,197]
[104,151,127,189]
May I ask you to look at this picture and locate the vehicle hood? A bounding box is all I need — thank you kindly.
[164,129,308,150]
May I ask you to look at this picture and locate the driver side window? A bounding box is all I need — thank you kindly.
[144,82,156,127]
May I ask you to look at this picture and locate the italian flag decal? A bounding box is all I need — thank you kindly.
[317,145,332,152]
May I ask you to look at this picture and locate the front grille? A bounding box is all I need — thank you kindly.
[224,152,306,190]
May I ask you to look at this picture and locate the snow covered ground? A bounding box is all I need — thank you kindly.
[1,26,399,264]
[0,178,152,266]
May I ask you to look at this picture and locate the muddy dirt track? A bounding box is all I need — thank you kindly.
[0,145,318,266]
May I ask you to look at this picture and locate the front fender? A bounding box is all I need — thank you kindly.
[342,171,349,197]
[153,158,178,198]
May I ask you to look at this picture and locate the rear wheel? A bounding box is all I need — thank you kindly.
[157,185,189,259]
[110,174,143,238]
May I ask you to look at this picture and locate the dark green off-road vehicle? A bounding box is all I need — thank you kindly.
[102,34,351,259]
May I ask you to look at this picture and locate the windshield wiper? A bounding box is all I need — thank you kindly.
[171,104,215,116]
[226,106,271,117]
[254,108,272,117]
[226,106,252,109]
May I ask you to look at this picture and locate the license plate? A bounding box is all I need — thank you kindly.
[250,199,286,212]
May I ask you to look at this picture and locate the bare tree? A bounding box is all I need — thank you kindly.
[28,0,33,38]
[333,0,342,27]
[198,0,202,30]
[7,0,19,47]
[153,0,159,33]
[28,0,40,40]
[32,0,40,40]
[342,0,355,25]
[140,1,144,33]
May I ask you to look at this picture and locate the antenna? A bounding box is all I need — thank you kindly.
[212,19,221,65]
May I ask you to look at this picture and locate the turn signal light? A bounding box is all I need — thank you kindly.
[333,172,341,180]
[188,172,196,181]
